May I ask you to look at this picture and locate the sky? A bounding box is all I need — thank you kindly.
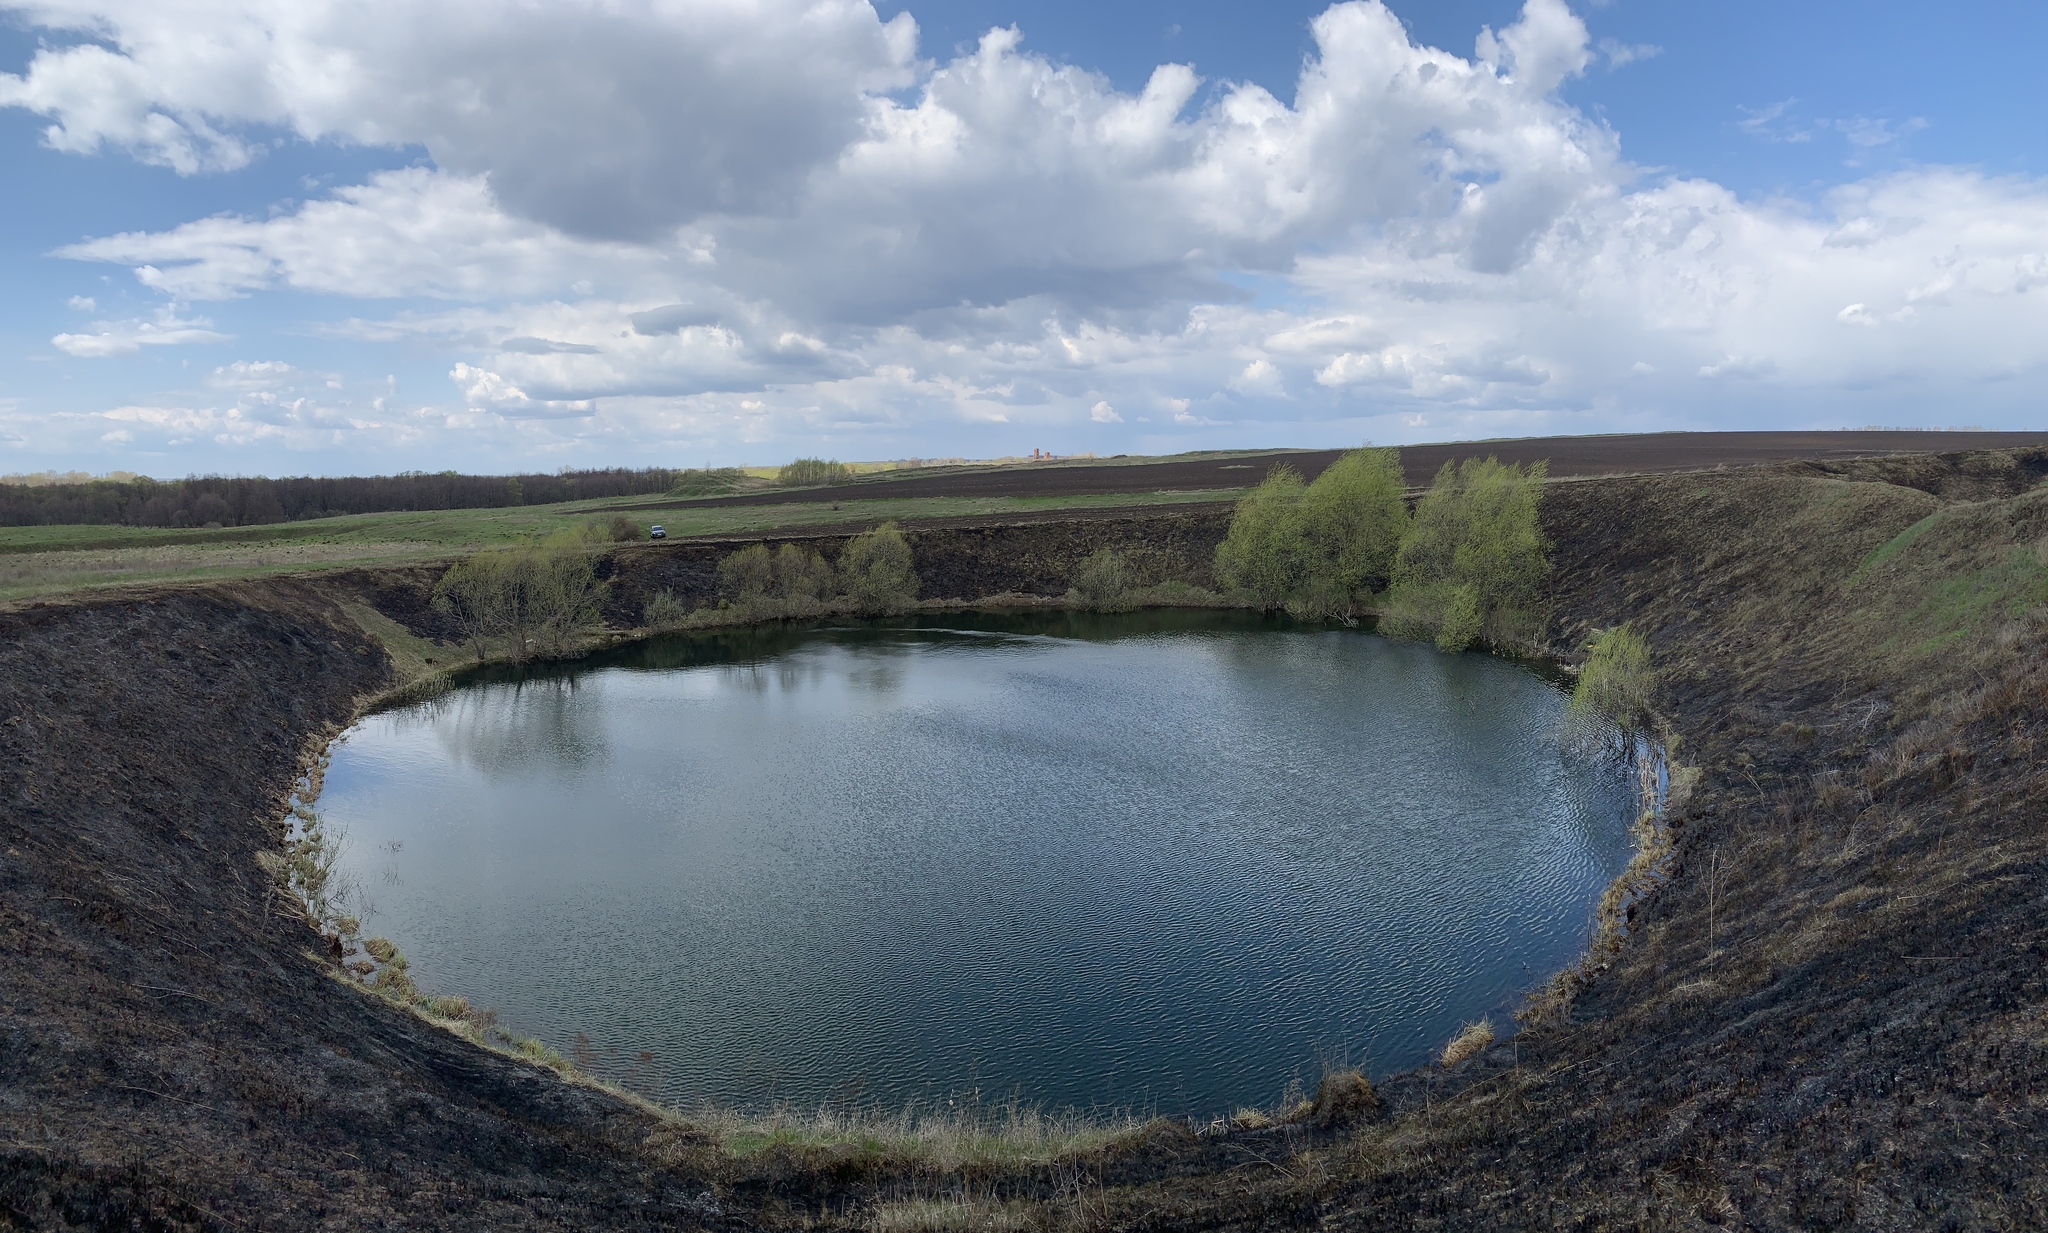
[1,0,2044,477]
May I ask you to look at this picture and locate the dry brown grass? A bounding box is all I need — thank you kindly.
[866,1197,1038,1233]
[1440,1020,1496,1068]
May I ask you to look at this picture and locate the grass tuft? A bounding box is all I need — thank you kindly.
[1440,1019,1496,1068]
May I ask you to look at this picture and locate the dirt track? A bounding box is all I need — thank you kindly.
[625,430,2048,510]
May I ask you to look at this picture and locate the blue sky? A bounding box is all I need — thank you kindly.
[2,0,2044,477]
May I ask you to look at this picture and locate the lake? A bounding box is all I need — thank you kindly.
[320,610,1636,1116]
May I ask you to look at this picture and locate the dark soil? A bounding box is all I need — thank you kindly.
[600,506,1233,624]
[622,430,2048,511]
[5,446,2047,1230]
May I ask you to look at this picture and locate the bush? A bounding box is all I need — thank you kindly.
[1298,446,1408,598]
[604,513,645,542]
[1569,624,1655,750]
[717,543,776,608]
[1214,448,1408,618]
[713,542,840,620]
[1067,548,1133,611]
[774,544,836,613]
[778,457,851,487]
[841,522,919,614]
[1214,464,1314,609]
[1384,456,1549,652]
[643,589,689,630]
[432,540,608,661]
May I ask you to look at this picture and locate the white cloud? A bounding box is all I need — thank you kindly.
[450,362,595,418]
[207,359,299,389]
[1596,38,1660,68]
[7,0,2048,466]
[66,294,95,310]
[1,0,918,238]
[49,305,230,356]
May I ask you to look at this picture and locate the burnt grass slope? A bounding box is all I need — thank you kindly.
[4,449,2048,1229]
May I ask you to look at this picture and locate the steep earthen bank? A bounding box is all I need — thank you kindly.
[3,451,2046,1229]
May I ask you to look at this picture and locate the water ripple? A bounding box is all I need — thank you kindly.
[322,616,1635,1116]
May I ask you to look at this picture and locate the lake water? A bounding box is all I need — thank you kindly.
[321,610,1635,1117]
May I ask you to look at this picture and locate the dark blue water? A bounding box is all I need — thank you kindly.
[320,611,1634,1116]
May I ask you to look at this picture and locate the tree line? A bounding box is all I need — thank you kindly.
[0,467,680,529]
[1210,447,1551,652]
[645,522,920,630]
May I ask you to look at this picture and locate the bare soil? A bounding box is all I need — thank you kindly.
[625,430,2048,510]
[5,445,2048,1230]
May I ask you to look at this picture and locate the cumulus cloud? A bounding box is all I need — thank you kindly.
[7,0,2048,465]
[1,0,919,238]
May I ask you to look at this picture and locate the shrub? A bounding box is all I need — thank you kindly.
[604,513,645,542]
[773,543,836,613]
[432,540,608,661]
[717,543,776,605]
[841,522,919,614]
[1569,624,1655,751]
[431,551,513,659]
[1214,464,1314,608]
[1298,446,1408,598]
[1214,448,1408,618]
[643,589,689,630]
[1068,548,1133,611]
[778,457,851,487]
[527,539,609,657]
[282,807,345,928]
[1386,456,1549,651]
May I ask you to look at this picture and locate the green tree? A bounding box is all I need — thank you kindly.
[432,551,513,659]
[1214,448,1409,618]
[1295,446,1409,617]
[1214,464,1315,609]
[526,541,608,657]
[840,522,919,614]
[432,538,608,661]
[778,457,852,487]
[1384,456,1550,652]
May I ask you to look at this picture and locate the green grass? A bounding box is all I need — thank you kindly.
[1850,511,1943,581]
[0,488,1243,604]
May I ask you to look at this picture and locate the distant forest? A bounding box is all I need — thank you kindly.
[0,468,680,528]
